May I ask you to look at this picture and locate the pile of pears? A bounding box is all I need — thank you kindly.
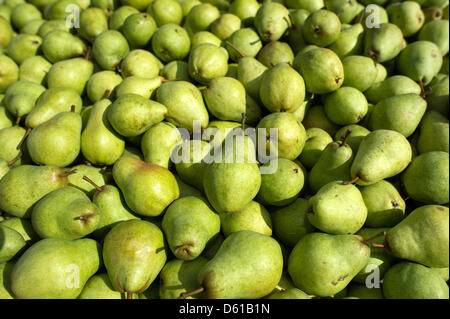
[0,0,449,300]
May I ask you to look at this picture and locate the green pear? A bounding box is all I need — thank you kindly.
[259,63,305,113]
[152,24,191,63]
[156,80,209,132]
[202,121,241,149]
[211,13,241,40]
[115,76,164,99]
[0,217,38,243]
[365,75,422,104]
[427,75,449,116]
[387,1,425,37]
[41,30,86,63]
[293,47,344,94]
[271,198,315,247]
[220,201,272,237]
[86,70,123,103]
[77,7,108,43]
[81,99,125,166]
[236,56,268,100]
[162,196,220,260]
[0,55,19,94]
[183,3,220,35]
[190,31,222,48]
[107,4,138,29]
[18,55,52,85]
[397,41,442,85]
[0,16,13,49]
[0,262,14,299]
[141,121,182,168]
[369,94,427,137]
[309,136,353,193]
[0,106,13,130]
[159,257,208,299]
[288,232,370,297]
[103,220,167,297]
[257,158,304,206]
[402,152,449,204]
[161,61,191,82]
[383,262,449,299]
[0,126,27,165]
[78,273,123,299]
[342,55,378,92]
[359,180,405,227]
[350,130,412,185]
[37,19,70,37]
[287,9,310,54]
[254,1,290,42]
[92,30,130,70]
[148,0,183,26]
[347,284,384,299]
[174,175,204,199]
[27,111,82,167]
[122,12,157,49]
[191,230,282,299]
[267,287,311,299]
[307,181,367,235]
[326,0,361,24]
[334,125,370,153]
[229,0,260,25]
[257,41,294,67]
[0,224,26,262]
[386,205,449,268]
[225,28,263,62]
[363,23,405,63]
[324,86,368,125]
[7,34,42,65]
[3,81,45,121]
[302,9,341,47]
[46,57,93,95]
[113,156,180,217]
[256,112,307,160]
[298,127,333,168]
[11,238,101,299]
[31,186,100,240]
[419,20,449,56]
[44,0,81,20]
[188,43,229,84]
[423,6,443,22]
[417,111,449,154]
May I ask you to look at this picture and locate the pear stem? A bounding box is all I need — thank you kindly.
[357,10,365,24]
[305,207,313,214]
[371,243,385,248]
[74,213,96,222]
[160,77,178,83]
[104,89,111,99]
[178,287,205,299]
[15,116,21,125]
[71,104,76,112]
[7,150,23,167]
[126,292,133,300]
[62,169,78,177]
[164,114,182,126]
[241,113,247,136]
[343,176,359,185]
[275,285,286,292]
[84,46,91,61]
[288,14,296,29]
[340,129,352,147]
[82,175,104,192]
[362,231,386,245]
[224,40,246,59]
[16,127,32,150]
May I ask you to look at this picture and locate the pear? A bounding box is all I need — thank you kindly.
[417,111,449,154]
[27,111,82,167]
[0,217,38,243]
[41,30,86,63]
[108,5,139,29]
[359,180,405,227]
[307,181,367,235]
[334,125,370,153]
[159,257,208,299]
[236,56,268,100]
[419,20,449,56]
[78,273,123,299]
[256,40,294,67]
[397,41,442,86]
[0,224,26,262]
[309,135,353,193]
[86,71,123,103]
[161,61,191,82]
[0,126,27,165]
[122,13,157,49]
[44,0,83,20]
[152,24,191,62]
[229,0,260,25]
[225,28,263,62]
[203,121,242,149]
[402,152,449,204]
[25,87,83,128]
[256,112,306,160]
[0,106,13,130]
[423,6,444,22]
[0,16,13,49]
[211,13,241,40]
[267,287,311,299]
[112,156,180,217]
[103,220,167,298]
[31,186,100,240]
[288,232,370,297]
[363,23,405,63]
[385,205,449,268]
[326,0,361,24]
[3,81,46,121]
[190,31,222,48]
[156,80,209,132]
[383,262,449,299]
[259,63,305,113]
[350,130,412,185]
[342,55,378,92]
[346,284,384,299]
[293,47,344,94]
[257,158,304,206]
[369,94,427,138]
[175,175,204,199]
[324,87,368,125]
[427,75,449,116]
[120,50,161,79]
[46,57,94,95]
[37,19,70,37]
[115,76,164,99]
[298,127,333,168]
[271,198,315,247]
[188,43,229,84]
[92,30,130,70]
[183,3,220,35]
[0,55,19,94]
[254,1,290,42]
[327,24,364,58]
[81,99,125,166]
[7,34,42,65]
[0,262,14,299]
[365,75,422,104]
[141,121,182,169]
[387,1,425,37]
[77,7,108,43]
[220,201,272,237]
[162,196,220,260]
[302,9,341,47]
[11,238,101,299]
[188,230,283,299]
[148,0,183,26]
[18,55,52,85]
